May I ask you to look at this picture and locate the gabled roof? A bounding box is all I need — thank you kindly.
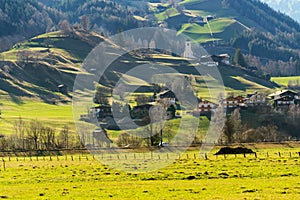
[198,99,217,105]
[273,96,294,101]
[269,90,297,97]
[225,96,237,101]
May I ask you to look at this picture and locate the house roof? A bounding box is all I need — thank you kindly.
[198,99,217,105]
[225,97,237,101]
[219,53,230,58]
[273,96,294,101]
[268,90,297,97]
[235,96,245,100]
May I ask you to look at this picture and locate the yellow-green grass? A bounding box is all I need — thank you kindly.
[185,9,210,17]
[155,7,180,22]
[2,145,300,199]
[133,15,147,21]
[271,76,300,87]
[230,76,272,92]
[178,18,236,35]
[0,95,74,135]
[32,31,67,39]
[180,0,208,5]
[118,73,151,86]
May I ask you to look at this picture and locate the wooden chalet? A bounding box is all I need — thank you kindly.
[268,90,299,107]
[198,99,217,112]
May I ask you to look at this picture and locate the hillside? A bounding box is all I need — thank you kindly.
[2,0,300,77]
[148,0,300,76]
[0,27,279,102]
[0,28,105,102]
[36,0,147,34]
[0,0,64,51]
[0,0,148,52]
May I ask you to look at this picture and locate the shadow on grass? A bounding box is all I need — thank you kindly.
[9,94,24,105]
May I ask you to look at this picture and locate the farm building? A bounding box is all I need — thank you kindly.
[246,92,267,106]
[268,90,299,107]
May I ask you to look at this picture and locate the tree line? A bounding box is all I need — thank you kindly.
[220,104,300,144]
[0,117,83,151]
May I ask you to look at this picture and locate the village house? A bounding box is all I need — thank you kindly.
[246,92,267,106]
[211,54,230,65]
[156,90,177,104]
[268,90,299,107]
[200,55,219,67]
[205,15,216,22]
[197,99,218,113]
[90,105,112,119]
[221,96,246,108]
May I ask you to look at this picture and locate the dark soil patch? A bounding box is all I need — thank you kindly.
[215,147,255,155]
[186,175,196,180]
[242,189,257,193]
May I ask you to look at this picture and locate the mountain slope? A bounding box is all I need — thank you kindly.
[260,0,300,23]
[0,28,105,101]
[147,0,300,76]
[0,0,64,51]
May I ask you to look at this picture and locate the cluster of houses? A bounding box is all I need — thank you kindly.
[198,90,300,113]
[85,89,300,125]
[87,90,178,123]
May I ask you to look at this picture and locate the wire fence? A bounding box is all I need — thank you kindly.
[1,150,300,164]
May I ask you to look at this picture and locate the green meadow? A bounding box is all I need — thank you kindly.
[0,95,74,135]
[271,76,300,87]
[1,144,300,199]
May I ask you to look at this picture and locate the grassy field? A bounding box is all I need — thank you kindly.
[0,95,74,135]
[178,18,236,35]
[1,144,300,199]
[271,76,300,87]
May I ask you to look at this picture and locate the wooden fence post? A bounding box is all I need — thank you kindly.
[2,159,5,171]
